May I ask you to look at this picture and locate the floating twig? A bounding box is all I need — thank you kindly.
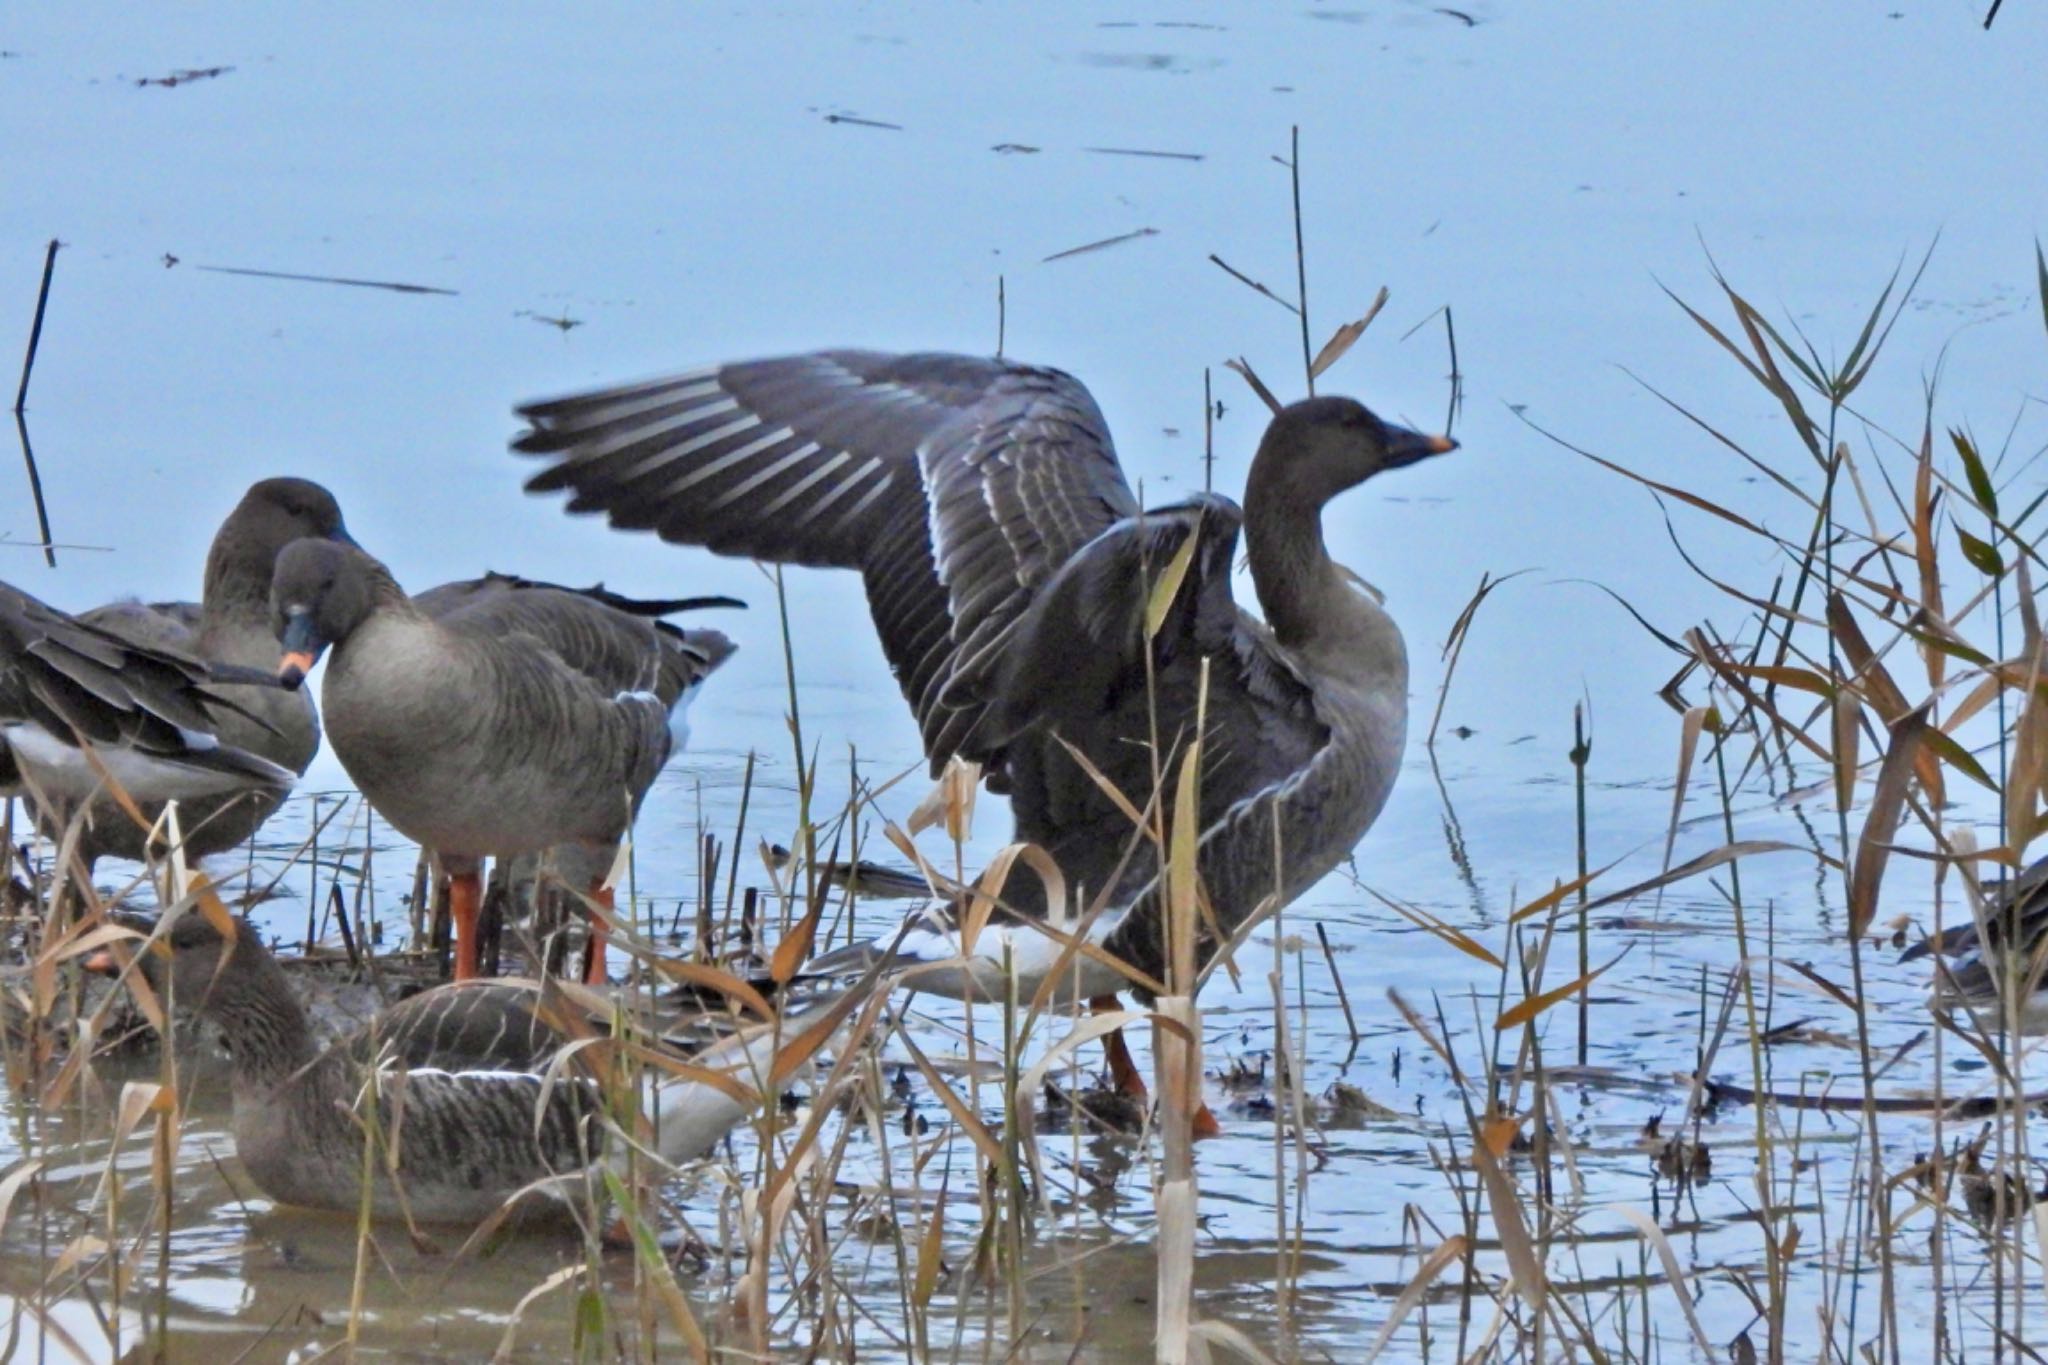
[1083,146,1204,162]
[195,265,458,296]
[1042,227,1158,263]
[824,113,903,131]
[135,65,233,89]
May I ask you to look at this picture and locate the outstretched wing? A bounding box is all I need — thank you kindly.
[0,580,294,800]
[513,350,1138,773]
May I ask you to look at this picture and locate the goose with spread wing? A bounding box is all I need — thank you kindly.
[511,352,1452,1098]
[270,541,737,984]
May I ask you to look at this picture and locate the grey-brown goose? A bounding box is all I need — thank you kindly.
[510,352,1452,1101]
[37,478,349,870]
[1,580,294,831]
[91,910,822,1224]
[1902,855,2048,1033]
[270,540,736,983]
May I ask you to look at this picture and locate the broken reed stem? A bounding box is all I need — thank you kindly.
[1570,705,1590,1066]
[1315,920,1359,1046]
[14,238,58,415]
[1154,664,1208,1365]
[1202,366,1214,495]
[1289,125,1313,394]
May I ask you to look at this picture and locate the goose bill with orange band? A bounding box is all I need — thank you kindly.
[275,609,326,689]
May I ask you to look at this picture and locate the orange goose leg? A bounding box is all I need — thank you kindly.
[449,868,484,982]
[581,881,613,986]
[1090,995,1223,1141]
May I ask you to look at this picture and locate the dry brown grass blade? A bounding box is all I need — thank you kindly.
[906,755,980,841]
[1533,415,1773,539]
[769,897,824,985]
[1224,357,1283,415]
[1188,1320,1284,1364]
[1495,951,1621,1031]
[1507,859,1623,926]
[1386,988,1462,1084]
[1687,629,1834,765]
[895,1026,1005,1173]
[644,959,776,1020]
[1366,886,1502,967]
[1144,523,1201,641]
[599,1168,712,1363]
[1428,570,1532,745]
[1362,1235,1469,1362]
[1662,705,1709,885]
[767,987,872,1091]
[913,1168,947,1311]
[2008,656,2048,856]
[1052,733,1150,832]
[1613,1205,1716,1355]
[1307,288,1389,380]
[0,1159,44,1235]
[1585,840,1819,912]
[1828,591,1945,806]
[1912,422,1947,692]
[1833,689,1863,814]
[1011,1009,1149,1118]
[1848,702,1932,940]
[1467,1121,1545,1314]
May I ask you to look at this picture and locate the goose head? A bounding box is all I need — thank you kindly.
[90,912,270,1016]
[1251,396,1456,507]
[270,538,385,689]
[206,478,355,609]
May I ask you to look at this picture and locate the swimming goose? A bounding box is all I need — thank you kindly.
[511,351,1451,1091]
[39,477,349,870]
[91,910,826,1224]
[1902,855,2048,1033]
[269,541,736,984]
[1,579,295,834]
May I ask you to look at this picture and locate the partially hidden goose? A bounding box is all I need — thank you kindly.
[38,477,350,871]
[2,579,295,844]
[90,909,829,1224]
[510,351,1453,1106]
[1902,855,2048,1033]
[269,541,737,983]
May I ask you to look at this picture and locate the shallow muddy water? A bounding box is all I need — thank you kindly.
[5,1,2048,1360]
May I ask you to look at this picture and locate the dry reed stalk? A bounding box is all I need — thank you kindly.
[1153,667,1207,1365]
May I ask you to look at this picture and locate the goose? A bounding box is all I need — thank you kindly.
[2,579,295,837]
[43,478,349,871]
[269,540,736,984]
[89,908,828,1224]
[1902,855,2048,1033]
[412,573,744,976]
[510,351,1453,1109]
